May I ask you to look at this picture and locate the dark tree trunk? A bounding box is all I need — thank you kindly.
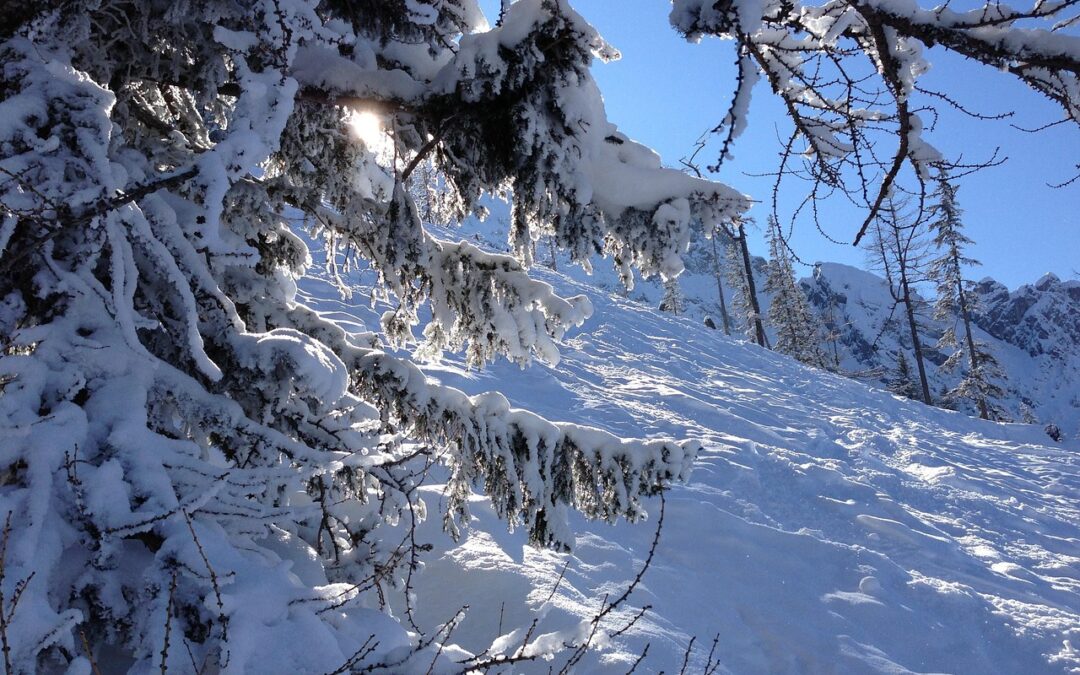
[954,251,989,419]
[900,273,933,405]
[737,229,769,348]
[893,227,933,406]
[710,236,732,335]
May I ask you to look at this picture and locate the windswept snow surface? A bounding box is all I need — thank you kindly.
[299,248,1080,674]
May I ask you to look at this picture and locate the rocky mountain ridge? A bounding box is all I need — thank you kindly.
[798,263,1080,435]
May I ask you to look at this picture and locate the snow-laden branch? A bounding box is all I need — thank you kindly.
[0,1,720,670]
[671,0,1080,243]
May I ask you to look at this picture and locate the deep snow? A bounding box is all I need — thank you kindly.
[299,239,1080,674]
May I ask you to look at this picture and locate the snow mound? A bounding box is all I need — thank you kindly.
[299,249,1080,674]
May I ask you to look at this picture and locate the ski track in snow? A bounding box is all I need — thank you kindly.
[299,255,1080,674]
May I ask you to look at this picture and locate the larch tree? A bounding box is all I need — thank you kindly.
[723,220,769,347]
[709,233,734,335]
[680,134,734,335]
[674,217,733,333]
[865,199,935,405]
[670,0,1080,242]
[764,216,830,369]
[928,170,1008,420]
[818,296,845,371]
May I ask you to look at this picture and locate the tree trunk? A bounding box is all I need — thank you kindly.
[897,255,933,405]
[955,254,989,419]
[881,218,933,406]
[737,229,769,348]
[710,236,732,335]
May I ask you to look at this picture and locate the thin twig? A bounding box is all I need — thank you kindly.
[80,631,103,675]
[677,635,696,675]
[704,633,722,675]
[0,513,32,675]
[324,634,379,675]
[624,642,650,675]
[543,560,570,605]
[160,569,178,675]
[0,513,13,675]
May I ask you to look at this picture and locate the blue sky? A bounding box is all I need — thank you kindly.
[477,0,1079,288]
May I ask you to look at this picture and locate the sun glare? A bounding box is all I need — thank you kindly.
[348,110,385,150]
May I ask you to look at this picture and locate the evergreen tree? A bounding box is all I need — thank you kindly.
[764,216,830,368]
[890,351,921,400]
[928,170,1007,420]
[659,277,685,315]
[0,0,1074,669]
[0,2,747,670]
[937,384,957,411]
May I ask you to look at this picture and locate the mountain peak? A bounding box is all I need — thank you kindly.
[1034,272,1061,291]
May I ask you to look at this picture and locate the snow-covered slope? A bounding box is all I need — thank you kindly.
[299,249,1080,674]
[454,208,1080,438]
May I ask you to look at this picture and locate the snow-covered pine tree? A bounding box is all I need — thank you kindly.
[928,170,1006,420]
[942,340,1010,420]
[0,2,747,671]
[659,278,685,315]
[890,351,921,400]
[764,216,829,369]
[937,384,957,411]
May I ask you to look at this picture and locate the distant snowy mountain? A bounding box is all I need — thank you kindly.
[299,233,1080,674]
[803,263,1080,437]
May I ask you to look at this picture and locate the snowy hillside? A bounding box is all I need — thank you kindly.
[447,208,1080,438]
[299,245,1080,674]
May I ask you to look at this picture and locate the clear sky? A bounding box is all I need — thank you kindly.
[477,0,1079,289]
